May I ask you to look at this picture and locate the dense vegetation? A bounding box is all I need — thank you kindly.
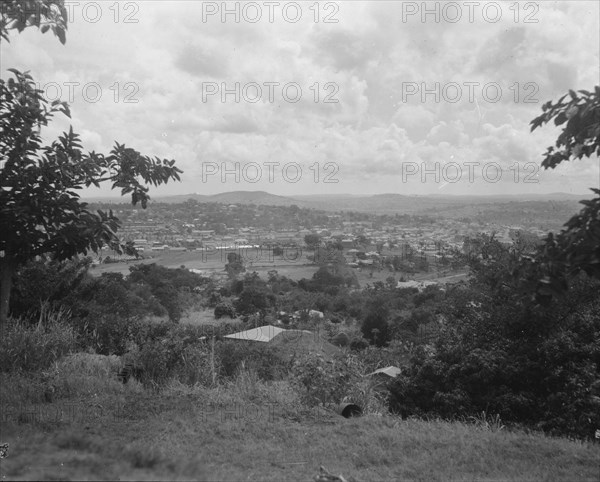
[2,231,599,440]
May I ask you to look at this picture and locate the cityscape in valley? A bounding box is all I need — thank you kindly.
[91,190,583,281]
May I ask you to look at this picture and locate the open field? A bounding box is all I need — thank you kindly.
[90,249,469,288]
[1,368,598,481]
[90,250,320,280]
[179,309,240,327]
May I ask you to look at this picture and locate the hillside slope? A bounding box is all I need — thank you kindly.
[1,373,597,481]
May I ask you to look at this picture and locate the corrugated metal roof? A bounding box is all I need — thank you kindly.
[368,366,402,378]
[224,325,324,344]
[224,325,286,342]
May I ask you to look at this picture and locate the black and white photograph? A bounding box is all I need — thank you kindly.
[1,0,599,480]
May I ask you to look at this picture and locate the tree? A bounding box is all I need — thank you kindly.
[355,235,370,248]
[387,87,600,438]
[10,256,91,317]
[214,302,236,319]
[361,300,391,347]
[304,233,321,250]
[224,252,245,279]
[235,286,274,317]
[326,239,344,251]
[0,2,183,326]
[530,87,600,297]
[389,245,600,438]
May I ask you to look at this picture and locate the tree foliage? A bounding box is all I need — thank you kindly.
[224,252,245,279]
[529,87,600,297]
[530,87,600,169]
[390,236,600,439]
[388,84,600,437]
[0,0,68,44]
[0,2,183,325]
[361,298,391,347]
[304,233,321,249]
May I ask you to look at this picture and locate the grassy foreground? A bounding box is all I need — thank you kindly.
[0,354,598,481]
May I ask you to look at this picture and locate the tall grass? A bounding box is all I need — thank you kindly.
[344,376,389,416]
[0,352,143,424]
[0,304,77,372]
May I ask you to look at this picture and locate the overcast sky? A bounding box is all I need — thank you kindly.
[2,0,599,197]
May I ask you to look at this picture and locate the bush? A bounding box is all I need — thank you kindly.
[177,344,215,386]
[136,340,172,388]
[361,300,392,347]
[215,340,289,381]
[214,302,236,319]
[349,337,369,351]
[207,290,222,307]
[123,324,215,388]
[66,272,162,322]
[10,257,91,319]
[0,307,77,372]
[74,313,140,356]
[331,332,350,347]
[152,282,182,322]
[290,354,362,406]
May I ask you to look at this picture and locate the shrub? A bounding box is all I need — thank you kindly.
[74,313,140,356]
[215,340,289,381]
[361,303,392,347]
[331,332,350,347]
[152,282,182,322]
[177,344,215,386]
[0,306,77,372]
[67,272,161,322]
[123,323,215,388]
[349,337,369,351]
[207,290,222,308]
[136,340,172,388]
[290,353,362,407]
[214,302,236,319]
[10,257,91,319]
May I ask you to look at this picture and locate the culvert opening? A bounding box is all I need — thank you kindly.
[339,403,362,418]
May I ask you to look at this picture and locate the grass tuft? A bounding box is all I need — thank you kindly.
[0,307,77,373]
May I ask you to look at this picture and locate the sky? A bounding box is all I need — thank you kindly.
[2,0,599,198]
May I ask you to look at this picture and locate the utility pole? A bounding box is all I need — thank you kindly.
[210,335,216,387]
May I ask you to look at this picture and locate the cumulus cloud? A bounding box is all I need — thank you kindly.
[1,0,598,196]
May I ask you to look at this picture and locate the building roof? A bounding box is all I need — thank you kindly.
[223,326,340,359]
[224,325,287,343]
[368,366,402,378]
[396,280,438,291]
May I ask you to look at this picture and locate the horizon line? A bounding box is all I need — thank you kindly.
[80,190,593,200]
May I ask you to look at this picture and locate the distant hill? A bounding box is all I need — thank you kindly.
[88,191,306,207]
[208,191,299,206]
[84,190,587,223]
